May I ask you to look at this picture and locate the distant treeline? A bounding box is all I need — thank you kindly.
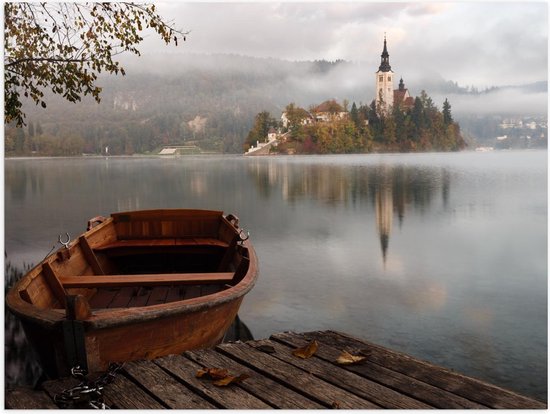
[247,92,466,154]
[3,54,546,156]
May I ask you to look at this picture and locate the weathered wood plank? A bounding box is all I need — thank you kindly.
[201,284,224,296]
[60,272,235,288]
[88,287,118,308]
[217,234,239,271]
[10,330,545,410]
[312,330,547,409]
[101,373,166,409]
[271,331,484,409]
[184,285,202,300]
[252,336,433,409]
[42,262,67,307]
[127,286,154,307]
[146,286,170,306]
[5,387,58,409]
[78,235,105,275]
[41,377,79,405]
[154,354,271,409]
[41,372,165,409]
[165,285,184,303]
[122,360,215,409]
[95,238,228,250]
[216,341,379,409]
[108,286,136,308]
[185,347,324,409]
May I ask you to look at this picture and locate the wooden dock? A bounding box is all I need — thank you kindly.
[5,330,546,409]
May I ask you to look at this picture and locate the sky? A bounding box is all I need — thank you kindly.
[143,1,548,89]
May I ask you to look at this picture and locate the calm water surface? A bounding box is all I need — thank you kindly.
[4,151,547,401]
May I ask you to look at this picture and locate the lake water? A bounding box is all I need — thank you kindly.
[4,150,547,401]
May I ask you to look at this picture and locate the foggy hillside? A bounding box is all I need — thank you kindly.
[19,53,547,153]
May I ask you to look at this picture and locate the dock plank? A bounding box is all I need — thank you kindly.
[216,340,379,409]
[122,360,215,409]
[154,353,272,409]
[101,373,166,409]
[253,336,433,409]
[272,331,485,409]
[9,329,545,409]
[308,330,546,409]
[5,388,58,409]
[185,347,324,409]
[41,376,79,405]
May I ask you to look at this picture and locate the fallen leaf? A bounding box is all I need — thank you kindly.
[292,340,318,359]
[255,344,276,354]
[213,373,250,387]
[196,367,229,380]
[331,401,341,409]
[335,350,366,365]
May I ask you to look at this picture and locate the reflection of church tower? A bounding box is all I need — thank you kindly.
[375,184,393,265]
[375,34,394,112]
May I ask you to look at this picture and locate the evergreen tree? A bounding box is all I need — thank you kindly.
[442,98,453,125]
[350,102,360,128]
[411,97,424,141]
[244,111,276,148]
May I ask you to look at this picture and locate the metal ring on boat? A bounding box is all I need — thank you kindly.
[238,228,250,243]
[58,233,71,249]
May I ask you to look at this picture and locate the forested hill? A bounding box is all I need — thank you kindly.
[5,53,546,156]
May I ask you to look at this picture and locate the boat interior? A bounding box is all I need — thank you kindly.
[16,210,252,315]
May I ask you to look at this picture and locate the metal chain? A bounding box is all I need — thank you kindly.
[54,363,124,409]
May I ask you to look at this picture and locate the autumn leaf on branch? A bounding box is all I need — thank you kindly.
[292,340,318,359]
[4,2,189,126]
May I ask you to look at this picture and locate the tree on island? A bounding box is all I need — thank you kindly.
[442,98,453,125]
[244,111,278,150]
[250,92,465,155]
[4,2,188,126]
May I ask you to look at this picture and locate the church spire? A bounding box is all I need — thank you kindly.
[378,34,392,72]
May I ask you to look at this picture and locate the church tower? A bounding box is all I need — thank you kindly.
[375,35,394,113]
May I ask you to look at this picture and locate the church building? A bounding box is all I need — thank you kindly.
[375,35,414,113]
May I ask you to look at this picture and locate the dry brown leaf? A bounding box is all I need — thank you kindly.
[213,373,250,387]
[335,350,366,365]
[196,367,229,380]
[292,340,318,359]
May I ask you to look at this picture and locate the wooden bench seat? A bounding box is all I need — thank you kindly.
[94,238,229,251]
[60,272,234,288]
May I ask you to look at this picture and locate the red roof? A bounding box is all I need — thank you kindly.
[394,89,414,109]
[312,99,344,113]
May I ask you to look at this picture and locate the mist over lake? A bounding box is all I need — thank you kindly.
[4,150,546,401]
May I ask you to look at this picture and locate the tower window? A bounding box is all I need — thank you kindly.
[379,75,383,82]
[388,76,392,81]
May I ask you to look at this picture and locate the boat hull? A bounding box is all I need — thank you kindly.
[18,296,243,377]
[6,209,258,377]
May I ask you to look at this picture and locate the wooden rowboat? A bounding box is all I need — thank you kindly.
[6,209,258,378]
